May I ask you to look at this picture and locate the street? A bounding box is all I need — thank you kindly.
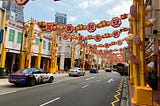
[0,71,123,106]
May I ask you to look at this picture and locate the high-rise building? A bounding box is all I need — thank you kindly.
[2,1,24,22]
[55,12,67,24]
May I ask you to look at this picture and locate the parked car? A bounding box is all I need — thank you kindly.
[68,67,85,76]
[90,68,98,73]
[105,68,112,72]
[8,68,54,86]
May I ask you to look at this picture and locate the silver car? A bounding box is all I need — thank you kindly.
[68,67,85,76]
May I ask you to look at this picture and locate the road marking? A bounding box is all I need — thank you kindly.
[0,90,17,95]
[39,97,61,106]
[108,78,114,83]
[97,79,100,82]
[82,84,89,88]
[86,77,95,80]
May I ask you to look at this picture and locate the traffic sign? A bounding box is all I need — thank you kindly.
[15,0,29,6]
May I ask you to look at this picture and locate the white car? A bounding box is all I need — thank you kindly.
[9,68,54,86]
[68,67,85,76]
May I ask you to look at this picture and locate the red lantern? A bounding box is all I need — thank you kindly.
[95,34,102,42]
[87,22,96,32]
[111,17,122,28]
[112,30,120,38]
[65,24,74,33]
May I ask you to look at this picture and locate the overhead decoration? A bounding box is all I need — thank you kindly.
[63,33,69,40]
[112,30,120,38]
[15,0,29,6]
[37,13,128,33]
[111,17,122,28]
[55,27,129,42]
[46,22,53,32]
[65,24,74,33]
[95,34,102,42]
[87,22,96,32]
[78,35,85,42]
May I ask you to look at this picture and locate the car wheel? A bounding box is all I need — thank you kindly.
[48,77,54,83]
[29,78,36,86]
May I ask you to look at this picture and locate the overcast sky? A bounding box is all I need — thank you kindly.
[0,0,132,49]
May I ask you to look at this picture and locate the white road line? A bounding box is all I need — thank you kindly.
[82,84,89,88]
[86,77,95,80]
[39,97,61,106]
[97,79,100,82]
[108,78,114,83]
[0,90,17,95]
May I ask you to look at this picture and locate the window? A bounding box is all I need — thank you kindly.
[17,32,22,44]
[48,42,51,50]
[35,38,40,45]
[43,40,46,49]
[8,29,15,42]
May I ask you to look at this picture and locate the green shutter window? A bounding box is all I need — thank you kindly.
[8,29,15,42]
[17,32,22,44]
[48,42,51,50]
[43,40,46,49]
[35,38,40,45]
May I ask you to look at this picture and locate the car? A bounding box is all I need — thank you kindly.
[105,68,112,72]
[90,68,98,73]
[68,67,85,76]
[8,68,54,86]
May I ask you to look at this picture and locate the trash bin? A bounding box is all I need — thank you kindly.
[0,68,7,76]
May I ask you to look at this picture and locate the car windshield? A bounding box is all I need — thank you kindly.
[17,68,33,74]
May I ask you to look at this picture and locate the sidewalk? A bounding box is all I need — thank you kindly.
[129,83,160,106]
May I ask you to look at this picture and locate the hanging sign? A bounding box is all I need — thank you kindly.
[45,23,53,32]
[65,24,74,33]
[87,22,96,32]
[111,17,122,28]
[15,0,29,6]
[112,30,120,38]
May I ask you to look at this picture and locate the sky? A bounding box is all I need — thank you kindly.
[0,0,133,50]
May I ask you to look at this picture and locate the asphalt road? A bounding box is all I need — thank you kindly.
[0,71,122,106]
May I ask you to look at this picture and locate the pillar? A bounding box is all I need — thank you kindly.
[60,54,65,71]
